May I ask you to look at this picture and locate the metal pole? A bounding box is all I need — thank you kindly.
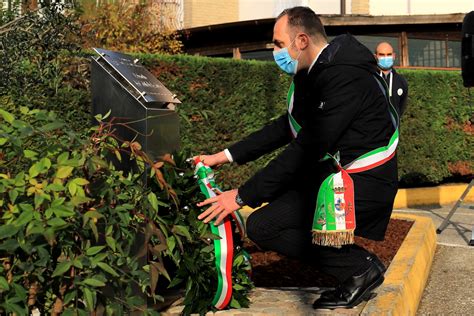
[341,0,346,15]
[436,179,474,243]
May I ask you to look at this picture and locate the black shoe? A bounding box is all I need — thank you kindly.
[313,255,385,309]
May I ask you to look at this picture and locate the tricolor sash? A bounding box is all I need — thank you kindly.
[287,76,399,247]
[193,158,247,309]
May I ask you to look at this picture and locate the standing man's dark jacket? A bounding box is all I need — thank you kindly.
[380,67,408,117]
[228,34,398,241]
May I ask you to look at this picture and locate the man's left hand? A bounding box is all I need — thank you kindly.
[197,189,240,225]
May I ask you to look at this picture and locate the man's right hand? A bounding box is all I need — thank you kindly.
[195,151,230,167]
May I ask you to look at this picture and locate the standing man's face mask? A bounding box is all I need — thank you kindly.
[377,56,394,70]
[273,38,301,75]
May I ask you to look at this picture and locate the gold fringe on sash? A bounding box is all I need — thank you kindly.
[312,229,355,248]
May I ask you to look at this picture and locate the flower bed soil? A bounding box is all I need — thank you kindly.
[246,218,413,287]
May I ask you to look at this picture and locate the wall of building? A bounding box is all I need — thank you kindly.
[183,0,239,28]
[183,0,473,29]
[370,0,473,15]
[239,0,342,21]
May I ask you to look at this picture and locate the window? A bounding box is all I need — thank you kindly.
[241,50,274,61]
[408,37,461,68]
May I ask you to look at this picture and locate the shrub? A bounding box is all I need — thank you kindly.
[79,1,183,54]
[0,2,90,133]
[397,69,473,185]
[0,106,252,315]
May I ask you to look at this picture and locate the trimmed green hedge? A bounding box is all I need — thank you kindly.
[39,54,474,188]
[396,69,473,185]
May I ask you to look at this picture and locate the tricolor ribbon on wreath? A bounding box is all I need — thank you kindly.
[193,157,249,310]
[286,76,399,248]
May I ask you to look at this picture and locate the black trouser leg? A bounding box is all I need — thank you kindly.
[246,190,374,283]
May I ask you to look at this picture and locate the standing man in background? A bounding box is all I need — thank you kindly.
[375,42,409,117]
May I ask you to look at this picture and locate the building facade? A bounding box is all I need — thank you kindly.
[181,0,472,69]
[183,0,474,28]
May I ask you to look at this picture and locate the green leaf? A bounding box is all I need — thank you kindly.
[0,225,19,239]
[47,217,68,227]
[71,196,92,206]
[92,253,107,263]
[0,276,9,290]
[26,223,45,236]
[28,162,41,177]
[68,182,77,195]
[167,277,183,288]
[18,203,33,212]
[106,236,116,252]
[23,149,38,159]
[0,239,19,252]
[83,278,106,287]
[11,171,23,185]
[40,157,51,170]
[51,198,66,208]
[167,236,176,253]
[83,287,95,311]
[73,259,83,269]
[172,225,192,241]
[97,262,119,277]
[72,178,89,186]
[229,297,241,308]
[43,228,56,246]
[63,290,77,305]
[52,261,72,277]
[4,302,25,315]
[0,109,15,123]
[233,283,245,291]
[57,152,69,165]
[89,220,99,242]
[86,246,105,256]
[56,166,74,179]
[52,206,75,217]
[9,189,18,204]
[41,121,65,132]
[46,183,64,191]
[147,192,159,212]
[0,137,7,146]
[14,209,34,226]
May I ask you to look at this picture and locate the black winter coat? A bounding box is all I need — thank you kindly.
[228,34,398,240]
[380,68,409,117]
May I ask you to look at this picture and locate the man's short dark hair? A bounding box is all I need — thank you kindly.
[277,6,327,40]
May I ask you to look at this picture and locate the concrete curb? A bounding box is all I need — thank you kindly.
[361,213,437,316]
[393,183,474,208]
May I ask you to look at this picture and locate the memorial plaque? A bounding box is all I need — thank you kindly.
[91,48,181,161]
[93,48,180,106]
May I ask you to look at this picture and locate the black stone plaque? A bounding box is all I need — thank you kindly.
[91,48,180,161]
[93,48,180,106]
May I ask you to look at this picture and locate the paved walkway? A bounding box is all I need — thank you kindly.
[165,203,474,315]
[164,286,367,315]
[400,204,474,315]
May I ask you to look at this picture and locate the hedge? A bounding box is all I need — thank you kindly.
[36,54,474,188]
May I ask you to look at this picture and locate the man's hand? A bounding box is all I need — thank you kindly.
[197,189,240,225]
[195,151,229,168]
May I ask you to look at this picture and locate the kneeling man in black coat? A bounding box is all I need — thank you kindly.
[197,6,398,309]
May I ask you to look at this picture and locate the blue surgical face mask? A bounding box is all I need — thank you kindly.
[378,56,394,70]
[273,39,301,75]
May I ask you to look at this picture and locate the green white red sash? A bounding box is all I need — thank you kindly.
[193,158,246,309]
[287,76,399,247]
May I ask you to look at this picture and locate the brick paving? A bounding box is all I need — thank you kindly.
[163,287,366,315]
